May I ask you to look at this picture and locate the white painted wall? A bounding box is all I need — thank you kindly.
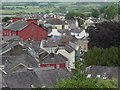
[75,30,89,39]
[56,49,75,69]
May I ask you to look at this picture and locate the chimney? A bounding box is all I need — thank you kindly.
[26,19,38,25]
[12,17,23,22]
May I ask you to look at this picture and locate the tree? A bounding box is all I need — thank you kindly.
[2,17,11,22]
[84,47,119,66]
[104,5,118,20]
[65,12,85,20]
[91,8,100,18]
[86,21,120,48]
[99,6,108,14]
[54,60,117,88]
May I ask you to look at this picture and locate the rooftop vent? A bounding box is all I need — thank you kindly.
[31,85,34,88]
[96,75,101,78]
[87,74,91,78]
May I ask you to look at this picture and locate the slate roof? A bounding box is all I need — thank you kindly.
[3,20,28,31]
[46,18,67,25]
[35,68,72,87]
[70,28,84,33]
[25,40,41,48]
[57,29,71,35]
[42,38,60,47]
[86,66,119,79]
[65,44,75,53]
[70,36,79,43]
[39,53,68,64]
[3,53,39,72]
[3,70,41,88]
[66,19,78,29]
[2,36,20,41]
[0,40,21,55]
[2,68,72,88]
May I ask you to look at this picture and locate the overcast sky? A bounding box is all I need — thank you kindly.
[1,0,120,2]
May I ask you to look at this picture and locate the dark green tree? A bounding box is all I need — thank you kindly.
[91,8,100,18]
[65,12,85,20]
[84,47,119,66]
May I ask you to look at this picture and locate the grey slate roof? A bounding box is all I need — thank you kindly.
[0,40,20,54]
[39,53,68,64]
[42,38,60,47]
[66,19,78,29]
[70,36,79,43]
[3,70,41,88]
[2,68,72,88]
[46,18,67,25]
[3,20,28,31]
[57,29,71,35]
[86,66,119,79]
[2,36,20,41]
[65,44,75,53]
[35,68,72,87]
[70,28,84,33]
[3,53,39,72]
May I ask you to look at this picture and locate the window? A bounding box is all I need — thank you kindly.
[31,27,34,31]
[62,25,65,29]
[56,64,59,68]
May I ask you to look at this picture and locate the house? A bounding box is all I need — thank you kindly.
[0,40,26,56]
[2,68,72,88]
[46,18,69,29]
[2,18,48,42]
[66,19,79,29]
[40,38,61,53]
[48,29,62,38]
[85,66,120,88]
[53,13,65,21]
[23,40,46,58]
[56,44,75,70]
[77,38,89,52]
[39,53,69,69]
[69,28,88,39]
[2,53,39,73]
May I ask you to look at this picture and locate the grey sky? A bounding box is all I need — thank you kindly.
[1,0,120,2]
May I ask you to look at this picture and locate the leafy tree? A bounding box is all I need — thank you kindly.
[54,60,117,88]
[118,6,120,15]
[99,6,108,14]
[65,12,85,20]
[25,2,39,6]
[91,8,100,18]
[104,5,118,20]
[84,47,119,66]
[2,17,11,22]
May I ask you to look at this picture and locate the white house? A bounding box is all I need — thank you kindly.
[56,45,75,70]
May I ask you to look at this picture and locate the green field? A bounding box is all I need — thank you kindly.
[1,2,115,17]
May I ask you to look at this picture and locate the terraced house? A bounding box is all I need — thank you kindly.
[2,17,48,42]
